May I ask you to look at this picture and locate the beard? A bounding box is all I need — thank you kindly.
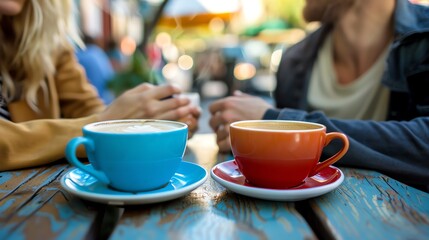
[303,0,355,23]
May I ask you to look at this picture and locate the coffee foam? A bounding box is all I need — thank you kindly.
[91,121,181,133]
[234,122,322,131]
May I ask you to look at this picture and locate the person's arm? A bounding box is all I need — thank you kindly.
[274,108,429,189]
[1,47,201,171]
[1,47,106,171]
[0,115,99,171]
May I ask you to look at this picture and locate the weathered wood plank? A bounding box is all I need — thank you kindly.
[0,164,101,239]
[0,164,68,220]
[109,177,315,240]
[0,168,43,200]
[307,168,429,240]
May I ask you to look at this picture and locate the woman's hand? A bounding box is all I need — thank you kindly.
[97,83,198,122]
[179,106,201,139]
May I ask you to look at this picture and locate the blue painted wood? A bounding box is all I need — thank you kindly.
[5,188,98,240]
[0,164,100,240]
[109,177,315,240]
[0,165,67,220]
[308,168,429,240]
[0,169,40,200]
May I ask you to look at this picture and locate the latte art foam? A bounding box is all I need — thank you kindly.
[122,124,169,133]
[91,121,180,133]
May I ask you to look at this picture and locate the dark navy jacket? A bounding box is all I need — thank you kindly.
[265,0,429,191]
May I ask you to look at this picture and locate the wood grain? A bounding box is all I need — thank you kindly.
[0,164,100,239]
[306,168,429,240]
[109,177,315,240]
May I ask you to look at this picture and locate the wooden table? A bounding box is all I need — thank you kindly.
[1,134,428,240]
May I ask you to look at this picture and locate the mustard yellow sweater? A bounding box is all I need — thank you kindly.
[1,47,106,171]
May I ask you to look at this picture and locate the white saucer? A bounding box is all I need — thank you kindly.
[61,161,208,205]
[211,160,344,201]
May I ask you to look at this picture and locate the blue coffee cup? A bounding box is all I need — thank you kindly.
[65,119,188,192]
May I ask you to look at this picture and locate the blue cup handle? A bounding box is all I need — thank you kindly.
[65,137,110,185]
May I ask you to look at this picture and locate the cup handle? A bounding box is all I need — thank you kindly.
[309,132,349,177]
[65,137,110,185]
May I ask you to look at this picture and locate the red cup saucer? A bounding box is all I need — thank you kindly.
[210,160,344,201]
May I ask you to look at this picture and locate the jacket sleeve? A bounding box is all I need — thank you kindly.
[0,48,106,171]
[0,115,99,171]
[274,108,429,190]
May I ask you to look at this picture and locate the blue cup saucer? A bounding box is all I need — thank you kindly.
[61,161,208,205]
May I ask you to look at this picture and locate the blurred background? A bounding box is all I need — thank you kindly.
[73,0,429,132]
[74,0,311,96]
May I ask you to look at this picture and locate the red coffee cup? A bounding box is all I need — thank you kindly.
[230,120,349,189]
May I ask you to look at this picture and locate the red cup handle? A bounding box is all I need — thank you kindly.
[309,132,349,176]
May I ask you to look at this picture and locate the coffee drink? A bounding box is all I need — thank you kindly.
[90,120,181,133]
[230,120,349,189]
[235,121,321,131]
[65,119,188,192]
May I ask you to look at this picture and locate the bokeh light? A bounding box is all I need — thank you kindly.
[178,55,194,70]
[270,49,283,72]
[162,44,179,63]
[209,17,225,34]
[162,63,180,80]
[234,63,256,80]
[155,32,172,48]
[120,36,136,56]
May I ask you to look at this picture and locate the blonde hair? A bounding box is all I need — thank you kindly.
[0,0,82,110]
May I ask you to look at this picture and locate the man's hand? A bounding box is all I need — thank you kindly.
[209,91,272,153]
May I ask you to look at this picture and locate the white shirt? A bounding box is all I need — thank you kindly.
[308,33,390,121]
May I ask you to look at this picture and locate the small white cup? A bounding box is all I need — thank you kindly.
[175,92,200,107]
